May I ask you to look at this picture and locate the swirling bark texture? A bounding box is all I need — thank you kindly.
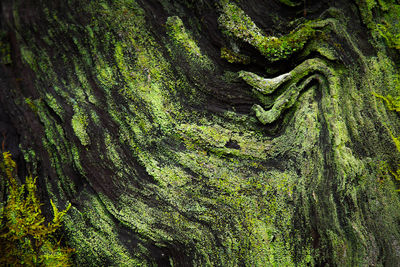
[1,0,400,265]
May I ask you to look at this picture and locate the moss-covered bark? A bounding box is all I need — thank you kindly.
[1,0,400,265]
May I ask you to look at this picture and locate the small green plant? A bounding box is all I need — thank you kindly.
[0,151,73,266]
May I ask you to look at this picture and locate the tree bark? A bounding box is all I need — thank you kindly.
[1,0,400,265]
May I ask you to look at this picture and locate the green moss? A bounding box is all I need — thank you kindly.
[221,71,241,84]
[12,0,400,265]
[166,16,203,58]
[177,123,272,160]
[218,1,316,61]
[377,4,400,50]
[220,47,250,64]
[241,58,336,124]
[104,132,125,177]
[20,46,36,71]
[301,39,339,61]
[356,0,400,50]
[373,69,400,189]
[356,0,377,28]
[373,92,400,112]
[63,192,145,266]
[71,107,90,146]
[166,16,213,69]
[252,83,301,124]
[44,93,64,120]
[25,97,40,113]
[239,70,291,95]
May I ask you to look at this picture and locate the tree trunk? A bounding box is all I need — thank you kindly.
[1,0,400,265]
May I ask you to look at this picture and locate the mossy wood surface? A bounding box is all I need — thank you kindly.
[1,0,400,265]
